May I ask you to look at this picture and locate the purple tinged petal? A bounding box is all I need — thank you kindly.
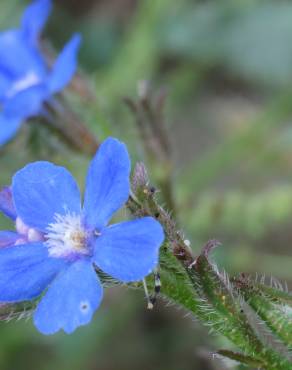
[0,242,66,302]
[83,138,131,230]
[47,34,81,93]
[0,231,19,248]
[21,0,52,45]
[34,259,103,335]
[0,187,17,220]
[93,217,164,282]
[12,161,81,232]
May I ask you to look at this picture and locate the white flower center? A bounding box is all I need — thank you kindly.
[15,216,44,245]
[45,213,89,258]
[7,71,40,97]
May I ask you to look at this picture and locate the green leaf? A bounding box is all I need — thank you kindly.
[217,349,265,368]
[236,278,292,349]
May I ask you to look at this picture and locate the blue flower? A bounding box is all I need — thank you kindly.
[0,186,46,246]
[0,138,164,334]
[0,187,31,247]
[0,0,81,146]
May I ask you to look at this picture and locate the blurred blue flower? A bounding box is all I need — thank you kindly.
[0,0,81,146]
[0,138,164,334]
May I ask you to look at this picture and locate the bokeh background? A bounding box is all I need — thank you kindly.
[0,0,292,369]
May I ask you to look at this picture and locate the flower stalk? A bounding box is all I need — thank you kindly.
[42,95,100,156]
[129,161,292,370]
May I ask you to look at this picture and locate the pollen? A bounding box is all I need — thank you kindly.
[45,213,89,258]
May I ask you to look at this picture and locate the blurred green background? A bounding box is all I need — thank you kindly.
[0,0,292,369]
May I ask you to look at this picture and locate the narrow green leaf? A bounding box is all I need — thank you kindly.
[217,349,265,368]
[255,282,292,306]
[236,278,292,349]
[188,242,292,370]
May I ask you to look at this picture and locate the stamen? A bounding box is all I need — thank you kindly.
[45,213,89,258]
[142,279,154,310]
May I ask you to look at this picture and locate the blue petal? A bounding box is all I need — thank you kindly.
[47,34,81,93]
[0,242,66,302]
[0,114,22,146]
[83,138,131,230]
[0,187,17,220]
[0,231,19,248]
[21,0,52,45]
[4,84,49,120]
[34,259,103,335]
[0,73,12,100]
[12,162,81,232]
[93,217,164,282]
[0,30,46,79]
